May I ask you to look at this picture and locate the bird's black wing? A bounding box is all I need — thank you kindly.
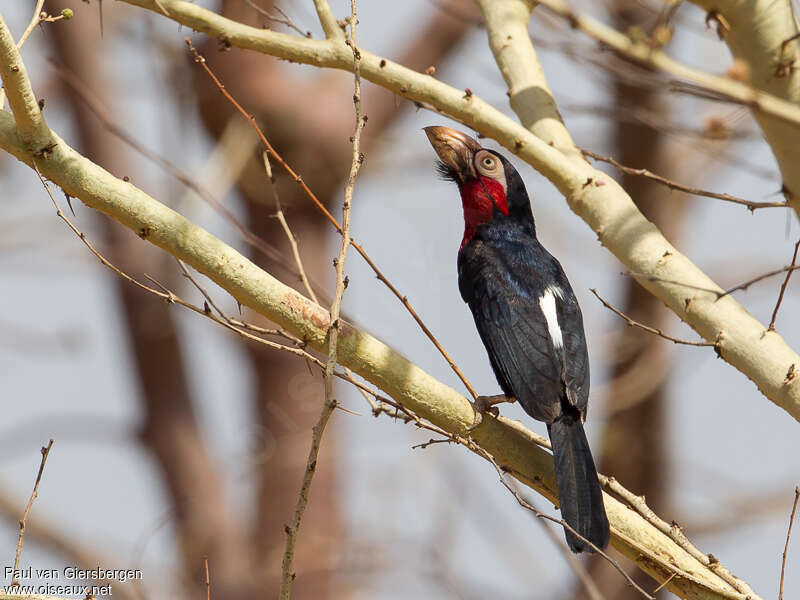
[458,230,589,422]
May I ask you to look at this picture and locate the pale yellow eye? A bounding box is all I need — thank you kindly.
[482,156,495,168]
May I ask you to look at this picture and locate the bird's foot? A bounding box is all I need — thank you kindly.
[467,394,516,431]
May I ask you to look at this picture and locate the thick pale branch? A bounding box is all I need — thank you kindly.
[0,110,758,599]
[114,0,800,425]
[685,0,800,202]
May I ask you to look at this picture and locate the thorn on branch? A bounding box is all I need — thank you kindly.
[35,141,57,158]
[784,364,796,385]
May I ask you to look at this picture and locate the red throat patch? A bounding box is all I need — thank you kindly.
[459,176,509,248]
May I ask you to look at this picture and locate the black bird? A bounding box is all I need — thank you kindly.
[424,125,609,553]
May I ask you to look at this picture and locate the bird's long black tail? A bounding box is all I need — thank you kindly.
[548,414,610,553]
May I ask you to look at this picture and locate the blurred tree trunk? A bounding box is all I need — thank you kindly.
[576,2,687,598]
[46,5,256,599]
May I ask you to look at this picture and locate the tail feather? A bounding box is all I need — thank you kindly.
[548,416,609,553]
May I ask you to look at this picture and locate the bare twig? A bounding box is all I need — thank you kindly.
[582,149,789,211]
[262,152,319,304]
[184,38,478,401]
[279,6,363,598]
[242,0,311,37]
[638,265,800,301]
[591,288,716,347]
[779,486,799,600]
[769,239,800,331]
[15,0,46,52]
[512,484,607,600]
[10,439,54,588]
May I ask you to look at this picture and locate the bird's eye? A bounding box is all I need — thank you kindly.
[475,151,499,175]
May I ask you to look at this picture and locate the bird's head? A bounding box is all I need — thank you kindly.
[423,126,533,248]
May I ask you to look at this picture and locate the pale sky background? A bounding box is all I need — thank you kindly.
[1,1,799,599]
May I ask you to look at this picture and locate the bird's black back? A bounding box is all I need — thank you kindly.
[457,219,590,423]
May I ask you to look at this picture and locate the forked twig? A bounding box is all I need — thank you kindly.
[582,149,788,211]
[635,265,800,301]
[769,239,800,331]
[592,288,716,347]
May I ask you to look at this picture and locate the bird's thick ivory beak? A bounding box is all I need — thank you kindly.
[423,126,482,180]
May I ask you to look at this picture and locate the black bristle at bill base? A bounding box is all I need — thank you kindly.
[435,159,459,183]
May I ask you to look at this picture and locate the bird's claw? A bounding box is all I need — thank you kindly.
[467,394,509,432]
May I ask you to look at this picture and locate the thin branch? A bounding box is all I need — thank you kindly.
[769,239,800,331]
[183,38,479,401]
[280,5,363,598]
[10,439,54,588]
[582,149,789,211]
[591,288,716,347]
[15,0,45,51]
[262,152,318,304]
[241,0,311,38]
[639,265,800,300]
[512,485,607,600]
[779,486,799,600]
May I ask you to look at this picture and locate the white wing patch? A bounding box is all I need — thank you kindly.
[538,285,564,350]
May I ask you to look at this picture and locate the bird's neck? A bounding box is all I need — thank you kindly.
[459,177,508,249]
